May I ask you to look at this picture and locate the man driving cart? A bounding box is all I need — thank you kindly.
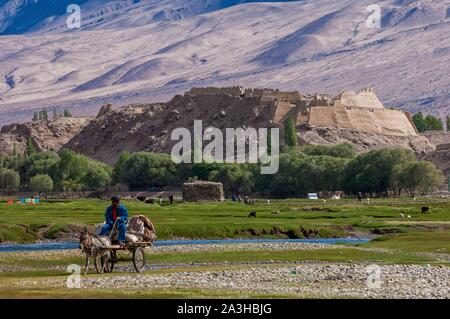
[100,195,128,244]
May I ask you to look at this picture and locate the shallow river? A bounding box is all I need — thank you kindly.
[0,238,370,252]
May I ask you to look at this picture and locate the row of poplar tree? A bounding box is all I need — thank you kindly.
[32,108,72,121]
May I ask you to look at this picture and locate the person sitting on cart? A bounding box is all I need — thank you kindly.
[100,195,129,244]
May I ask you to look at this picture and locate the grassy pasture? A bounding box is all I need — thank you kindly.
[0,198,449,242]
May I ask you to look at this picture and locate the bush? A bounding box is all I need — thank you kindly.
[30,174,54,193]
[0,168,20,190]
[113,152,178,189]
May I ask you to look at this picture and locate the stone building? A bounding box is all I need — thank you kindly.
[182,181,225,202]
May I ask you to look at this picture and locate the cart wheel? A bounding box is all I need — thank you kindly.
[133,247,146,273]
[101,250,115,273]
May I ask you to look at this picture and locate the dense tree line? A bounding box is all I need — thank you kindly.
[0,150,111,193]
[112,145,443,198]
[0,144,444,197]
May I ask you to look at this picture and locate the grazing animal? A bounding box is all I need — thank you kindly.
[145,198,154,204]
[272,211,281,215]
[137,196,146,202]
[79,229,111,274]
[400,212,405,218]
[407,215,412,219]
[421,206,430,214]
[248,211,257,218]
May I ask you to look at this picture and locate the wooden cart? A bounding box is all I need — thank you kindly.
[100,242,151,273]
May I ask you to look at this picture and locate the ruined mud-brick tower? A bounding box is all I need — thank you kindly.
[182,181,225,202]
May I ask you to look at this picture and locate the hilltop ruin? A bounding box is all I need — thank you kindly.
[186,86,418,137]
[1,86,433,162]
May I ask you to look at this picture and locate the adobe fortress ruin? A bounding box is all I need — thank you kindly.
[186,87,418,137]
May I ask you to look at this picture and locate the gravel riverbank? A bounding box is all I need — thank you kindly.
[23,263,448,298]
[2,242,449,298]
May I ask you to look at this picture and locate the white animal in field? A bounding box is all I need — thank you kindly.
[267,200,270,205]
[400,213,405,218]
[407,215,412,219]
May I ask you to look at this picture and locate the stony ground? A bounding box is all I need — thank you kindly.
[1,242,449,298]
[14,263,449,299]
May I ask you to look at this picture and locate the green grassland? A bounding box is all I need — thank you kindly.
[0,198,449,243]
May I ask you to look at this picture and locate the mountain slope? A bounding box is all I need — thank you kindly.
[0,0,448,126]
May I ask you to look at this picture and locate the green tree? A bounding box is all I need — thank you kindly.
[24,152,60,183]
[412,112,428,133]
[425,115,443,131]
[283,118,297,147]
[81,162,112,190]
[51,150,111,191]
[0,168,20,190]
[113,152,132,183]
[112,152,177,189]
[208,164,254,195]
[341,148,416,196]
[30,174,54,193]
[63,108,72,118]
[26,138,37,156]
[392,161,444,197]
[267,150,310,197]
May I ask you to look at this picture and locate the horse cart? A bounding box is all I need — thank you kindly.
[83,215,156,274]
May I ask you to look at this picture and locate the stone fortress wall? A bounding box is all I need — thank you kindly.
[187,86,418,137]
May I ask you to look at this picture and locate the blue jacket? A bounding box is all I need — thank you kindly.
[105,204,128,225]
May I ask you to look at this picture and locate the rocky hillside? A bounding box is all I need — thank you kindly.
[63,93,277,164]
[419,132,450,177]
[298,127,433,154]
[0,117,89,156]
[421,131,450,147]
[63,92,435,164]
